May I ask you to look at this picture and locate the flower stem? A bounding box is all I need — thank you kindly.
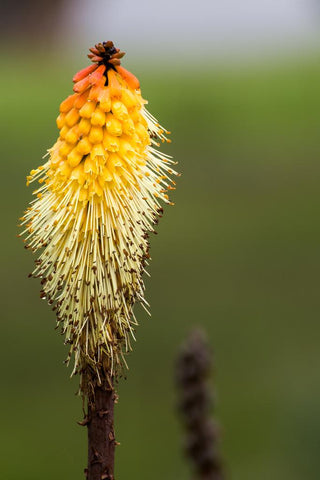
[86,382,116,480]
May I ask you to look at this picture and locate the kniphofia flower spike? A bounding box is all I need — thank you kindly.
[20,41,177,393]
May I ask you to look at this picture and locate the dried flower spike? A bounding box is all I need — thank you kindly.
[20,41,177,394]
[176,330,224,480]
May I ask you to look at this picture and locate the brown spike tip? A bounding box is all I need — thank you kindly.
[87,41,126,70]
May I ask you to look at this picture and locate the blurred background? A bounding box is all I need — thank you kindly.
[2,0,320,478]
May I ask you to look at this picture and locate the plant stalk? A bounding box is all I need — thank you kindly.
[85,383,116,480]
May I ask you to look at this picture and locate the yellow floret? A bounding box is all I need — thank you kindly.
[77,137,92,155]
[90,179,103,197]
[106,114,122,136]
[91,108,106,126]
[56,113,65,129]
[119,140,134,158]
[59,142,74,157]
[79,101,96,118]
[65,126,79,145]
[78,118,91,135]
[70,163,86,185]
[84,156,98,174]
[58,161,73,177]
[135,123,149,145]
[68,148,83,167]
[89,126,104,144]
[101,166,113,182]
[79,188,88,202]
[91,144,106,159]
[60,125,69,140]
[108,153,122,170]
[112,101,128,121]
[122,118,135,135]
[128,109,141,123]
[121,89,138,109]
[98,88,111,111]
[65,108,80,127]
[103,132,120,152]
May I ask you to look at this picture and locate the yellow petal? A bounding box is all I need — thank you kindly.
[79,101,96,118]
[78,118,91,135]
[106,113,122,136]
[112,101,128,121]
[77,137,92,155]
[91,108,106,127]
[103,132,120,152]
[65,108,80,127]
[68,148,83,167]
[89,126,104,144]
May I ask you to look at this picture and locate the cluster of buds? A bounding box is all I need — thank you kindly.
[20,41,177,393]
[176,330,224,480]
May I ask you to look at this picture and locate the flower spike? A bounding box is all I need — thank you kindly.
[20,41,177,395]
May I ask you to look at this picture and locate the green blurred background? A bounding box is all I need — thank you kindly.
[2,2,320,478]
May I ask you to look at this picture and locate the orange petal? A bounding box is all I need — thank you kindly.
[73,64,97,83]
[116,66,140,90]
[74,89,90,109]
[73,75,91,93]
[88,80,105,101]
[98,88,111,111]
[89,64,106,85]
[59,94,76,113]
[107,69,122,97]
